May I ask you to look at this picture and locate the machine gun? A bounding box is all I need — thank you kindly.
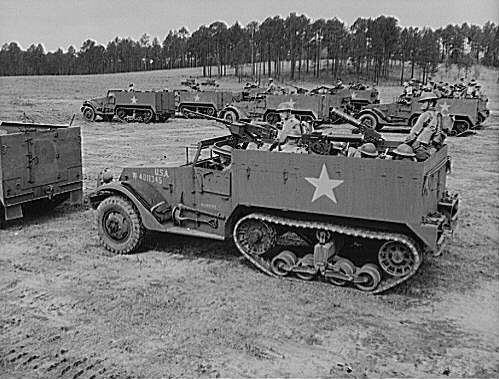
[286,83,309,94]
[330,108,384,145]
[183,109,278,147]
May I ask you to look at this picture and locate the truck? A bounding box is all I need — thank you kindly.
[81,89,176,123]
[356,96,490,135]
[89,109,458,294]
[309,85,379,112]
[0,120,82,226]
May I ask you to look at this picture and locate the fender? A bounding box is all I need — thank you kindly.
[89,180,170,231]
[223,105,246,119]
[81,100,98,113]
[357,108,383,122]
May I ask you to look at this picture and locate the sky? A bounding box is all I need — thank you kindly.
[1,0,498,52]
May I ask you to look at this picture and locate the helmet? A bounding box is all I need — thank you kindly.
[469,79,476,85]
[129,82,134,87]
[359,143,378,157]
[268,77,274,82]
[418,92,439,102]
[393,143,416,157]
[277,102,294,112]
[476,83,481,88]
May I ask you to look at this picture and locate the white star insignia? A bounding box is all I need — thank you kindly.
[305,164,344,203]
[351,91,357,99]
[439,101,450,114]
[130,96,138,104]
[288,97,296,107]
[194,95,201,102]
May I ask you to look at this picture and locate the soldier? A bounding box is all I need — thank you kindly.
[352,143,378,158]
[270,102,308,152]
[392,143,417,161]
[265,78,277,94]
[466,79,477,98]
[404,92,445,161]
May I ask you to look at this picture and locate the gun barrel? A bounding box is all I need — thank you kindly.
[330,107,383,143]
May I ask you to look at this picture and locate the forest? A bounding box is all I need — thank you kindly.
[0,13,497,84]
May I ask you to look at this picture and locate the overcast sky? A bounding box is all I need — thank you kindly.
[1,0,498,52]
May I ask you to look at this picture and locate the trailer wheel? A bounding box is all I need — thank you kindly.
[358,113,379,130]
[97,195,144,254]
[82,107,96,121]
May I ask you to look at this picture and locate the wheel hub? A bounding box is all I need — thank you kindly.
[105,211,129,240]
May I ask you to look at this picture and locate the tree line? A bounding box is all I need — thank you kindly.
[1,14,497,84]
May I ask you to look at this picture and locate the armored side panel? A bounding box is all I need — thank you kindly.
[436,98,479,125]
[177,91,239,113]
[114,91,158,110]
[230,147,450,251]
[0,123,82,223]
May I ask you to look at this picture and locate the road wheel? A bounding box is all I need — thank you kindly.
[116,108,127,121]
[354,263,381,291]
[271,250,297,276]
[102,115,113,122]
[97,195,144,254]
[82,107,95,121]
[358,113,379,130]
[328,258,355,286]
[295,254,316,281]
[224,110,238,123]
[143,109,154,123]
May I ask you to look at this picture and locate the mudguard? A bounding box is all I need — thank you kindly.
[223,105,247,120]
[89,180,170,230]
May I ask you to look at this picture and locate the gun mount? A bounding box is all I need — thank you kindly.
[330,108,384,144]
[184,109,278,147]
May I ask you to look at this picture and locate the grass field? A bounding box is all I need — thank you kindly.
[0,65,498,378]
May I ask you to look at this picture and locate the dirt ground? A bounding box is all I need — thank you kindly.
[0,66,498,378]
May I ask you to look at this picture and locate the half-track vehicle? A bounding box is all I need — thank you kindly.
[81,89,175,123]
[89,108,458,294]
[310,85,379,112]
[221,93,352,125]
[0,120,82,227]
[356,96,489,135]
[175,90,240,117]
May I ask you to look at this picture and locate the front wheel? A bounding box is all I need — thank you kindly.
[82,107,96,121]
[223,110,238,123]
[358,113,380,131]
[97,196,145,254]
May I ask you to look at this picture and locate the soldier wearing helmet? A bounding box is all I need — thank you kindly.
[265,77,277,94]
[212,145,233,171]
[404,92,445,161]
[466,79,477,98]
[392,143,417,161]
[270,102,309,152]
[353,142,378,158]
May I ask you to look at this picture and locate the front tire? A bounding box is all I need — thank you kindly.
[82,107,96,121]
[97,195,145,254]
[223,110,238,123]
[358,113,381,131]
